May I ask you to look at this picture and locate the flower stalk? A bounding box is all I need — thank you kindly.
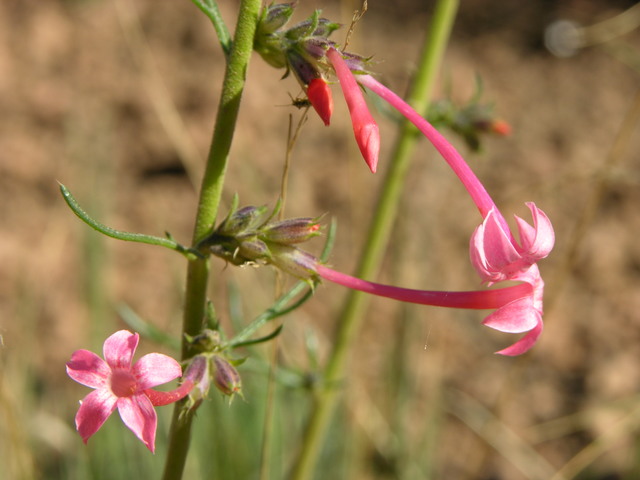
[161,1,262,479]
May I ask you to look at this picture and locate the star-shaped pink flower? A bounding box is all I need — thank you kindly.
[66,330,192,452]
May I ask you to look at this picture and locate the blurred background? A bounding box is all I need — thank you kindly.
[2,0,640,479]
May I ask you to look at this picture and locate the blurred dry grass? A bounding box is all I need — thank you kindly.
[2,0,640,479]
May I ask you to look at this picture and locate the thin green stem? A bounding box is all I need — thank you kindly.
[59,184,199,259]
[289,1,459,478]
[161,1,261,479]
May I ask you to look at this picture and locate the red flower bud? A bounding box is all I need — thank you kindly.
[307,78,333,126]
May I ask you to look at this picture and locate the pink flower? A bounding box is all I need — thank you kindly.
[66,330,193,452]
[466,204,553,355]
[304,72,555,355]
[326,48,380,173]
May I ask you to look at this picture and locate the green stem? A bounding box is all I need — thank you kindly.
[161,1,261,479]
[289,1,459,478]
[59,184,198,259]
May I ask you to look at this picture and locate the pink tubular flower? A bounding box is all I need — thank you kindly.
[314,73,554,355]
[326,47,380,173]
[66,330,193,452]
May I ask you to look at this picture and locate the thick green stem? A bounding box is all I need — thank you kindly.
[161,1,261,479]
[289,1,459,478]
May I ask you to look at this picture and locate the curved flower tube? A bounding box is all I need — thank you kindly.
[316,263,543,356]
[66,330,193,452]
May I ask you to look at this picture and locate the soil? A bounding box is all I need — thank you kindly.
[2,1,640,479]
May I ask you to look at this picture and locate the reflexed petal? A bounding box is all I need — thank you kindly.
[66,350,110,388]
[482,295,539,333]
[133,353,182,390]
[515,203,555,259]
[117,394,157,453]
[496,318,544,356]
[75,388,118,443]
[103,330,139,369]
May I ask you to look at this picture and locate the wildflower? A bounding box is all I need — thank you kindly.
[309,74,555,354]
[66,330,193,452]
[254,3,555,354]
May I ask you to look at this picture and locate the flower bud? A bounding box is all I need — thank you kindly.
[306,78,333,126]
[258,2,296,35]
[488,119,511,136]
[262,217,322,244]
[212,355,242,398]
[285,10,323,40]
[237,238,271,261]
[267,244,319,280]
[183,355,211,410]
[217,205,269,237]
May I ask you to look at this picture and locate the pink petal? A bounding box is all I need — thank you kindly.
[75,388,118,443]
[117,394,158,453]
[478,210,521,269]
[66,349,111,388]
[515,203,555,259]
[482,295,539,333]
[103,330,139,370]
[495,318,544,356]
[132,353,182,390]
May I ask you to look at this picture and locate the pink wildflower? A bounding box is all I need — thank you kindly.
[326,48,380,173]
[314,74,555,355]
[66,330,193,452]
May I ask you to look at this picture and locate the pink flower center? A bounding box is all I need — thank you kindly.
[110,369,138,397]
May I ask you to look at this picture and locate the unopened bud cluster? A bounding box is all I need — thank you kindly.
[200,199,322,279]
[254,3,369,125]
[182,331,245,406]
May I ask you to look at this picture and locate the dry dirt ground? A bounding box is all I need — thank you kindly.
[2,1,640,479]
